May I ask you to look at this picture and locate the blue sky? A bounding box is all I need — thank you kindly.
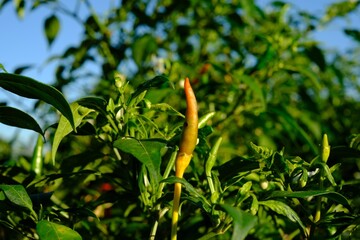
[0,0,359,150]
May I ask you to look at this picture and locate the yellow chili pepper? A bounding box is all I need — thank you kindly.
[171,77,198,240]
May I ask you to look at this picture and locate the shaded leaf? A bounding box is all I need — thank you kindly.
[217,156,259,183]
[259,200,306,232]
[0,73,75,129]
[37,220,82,240]
[114,138,166,185]
[30,191,53,207]
[269,190,350,208]
[0,106,44,136]
[76,97,107,116]
[304,45,326,71]
[44,14,60,46]
[14,65,33,74]
[52,102,94,164]
[344,29,360,42]
[220,204,257,240]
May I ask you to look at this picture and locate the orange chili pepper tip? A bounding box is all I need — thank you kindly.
[178,78,198,156]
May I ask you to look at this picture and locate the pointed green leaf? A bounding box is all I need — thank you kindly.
[129,75,169,103]
[0,73,75,129]
[0,63,8,72]
[150,103,184,117]
[76,97,107,116]
[44,14,60,46]
[220,204,257,240]
[259,200,306,231]
[0,185,33,211]
[52,102,94,164]
[14,0,25,19]
[161,176,211,207]
[314,161,337,186]
[114,138,166,185]
[37,220,82,240]
[269,190,350,208]
[0,106,44,136]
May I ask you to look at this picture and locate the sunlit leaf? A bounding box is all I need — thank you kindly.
[0,185,33,211]
[114,138,166,185]
[44,14,60,46]
[0,73,75,129]
[0,106,44,136]
[220,204,257,240]
[259,200,306,232]
[13,0,25,19]
[52,102,94,164]
[269,190,350,208]
[149,103,184,117]
[36,220,82,240]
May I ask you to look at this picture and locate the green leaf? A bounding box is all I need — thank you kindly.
[76,97,107,116]
[44,14,60,46]
[249,142,274,159]
[129,75,169,104]
[13,0,25,19]
[0,185,33,211]
[161,176,211,209]
[0,106,44,136]
[52,102,94,164]
[132,34,157,67]
[259,200,306,232]
[0,73,75,129]
[304,45,326,71]
[344,29,360,42]
[269,190,350,208]
[0,63,7,72]
[149,103,184,117]
[114,138,166,185]
[37,220,82,240]
[312,161,337,186]
[220,204,257,240]
[217,156,259,184]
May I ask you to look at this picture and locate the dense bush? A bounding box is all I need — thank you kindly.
[1,0,360,239]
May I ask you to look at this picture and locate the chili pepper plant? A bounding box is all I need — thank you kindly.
[0,72,360,239]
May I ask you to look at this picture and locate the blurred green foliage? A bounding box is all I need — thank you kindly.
[1,0,360,239]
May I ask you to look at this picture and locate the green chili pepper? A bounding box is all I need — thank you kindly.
[321,134,330,163]
[171,77,198,240]
[31,135,44,176]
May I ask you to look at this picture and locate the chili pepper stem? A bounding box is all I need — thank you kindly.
[171,182,182,240]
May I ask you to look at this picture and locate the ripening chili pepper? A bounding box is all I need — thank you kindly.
[171,77,198,240]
